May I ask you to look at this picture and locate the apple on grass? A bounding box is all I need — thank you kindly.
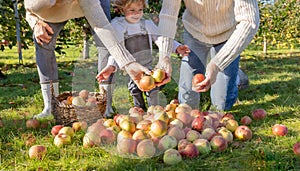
[272,124,288,136]
[26,119,40,129]
[54,133,71,147]
[51,125,64,137]
[210,136,228,153]
[252,109,267,120]
[179,142,199,159]
[163,149,182,165]
[193,138,211,154]
[137,139,156,158]
[58,126,74,137]
[240,116,252,125]
[234,125,253,141]
[29,145,47,160]
[293,142,300,156]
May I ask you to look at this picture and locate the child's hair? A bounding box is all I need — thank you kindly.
[113,0,147,11]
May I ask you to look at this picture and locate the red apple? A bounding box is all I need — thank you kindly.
[179,143,199,158]
[100,129,116,145]
[252,109,267,120]
[191,115,205,132]
[192,73,205,87]
[272,124,288,136]
[293,142,300,156]
[210,135,228,152]
[51,125,64,137]
[240,116,252,125]
[234,125,253,141]
[28,145,47,160]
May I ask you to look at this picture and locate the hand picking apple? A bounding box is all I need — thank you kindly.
[176,45,191,57]
[96,65,116,83]
[194,61,220,92]
[191,73,206,92]
[154,56,172,87]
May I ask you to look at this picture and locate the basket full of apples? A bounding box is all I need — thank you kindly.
[51,86,107,126]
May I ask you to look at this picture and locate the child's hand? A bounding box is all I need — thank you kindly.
[96,65,116,83]
[176,45,190,57]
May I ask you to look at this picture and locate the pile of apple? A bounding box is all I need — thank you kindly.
[139,68,167,91]
[74,100,258,164]
[27,102,300,162]
[61,89,99,107]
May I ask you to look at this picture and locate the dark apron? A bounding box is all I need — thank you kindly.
[124,20,152,68]
[125,20,159,110]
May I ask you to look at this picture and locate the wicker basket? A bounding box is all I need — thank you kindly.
[51,86,107,126]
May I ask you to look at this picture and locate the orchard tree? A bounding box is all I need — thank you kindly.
[254,0,300,51]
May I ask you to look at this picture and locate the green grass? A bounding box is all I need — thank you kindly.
[0,46,300,170]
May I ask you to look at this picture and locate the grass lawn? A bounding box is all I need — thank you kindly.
[0,45,300,170]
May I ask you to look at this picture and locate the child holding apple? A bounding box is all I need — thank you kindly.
[96,0,190,111]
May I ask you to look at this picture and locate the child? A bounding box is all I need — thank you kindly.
[96,0,190,111]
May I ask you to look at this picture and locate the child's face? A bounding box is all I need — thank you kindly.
[123,2,144,23]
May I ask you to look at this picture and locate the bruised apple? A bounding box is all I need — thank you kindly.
[139,75,155,91]
[152,68,166,83]
[28,145,47,160]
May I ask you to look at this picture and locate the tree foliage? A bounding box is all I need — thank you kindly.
[0,0,299,52]
[254,0,300,50]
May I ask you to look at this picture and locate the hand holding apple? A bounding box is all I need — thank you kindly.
[154,56,172,87]
[175,45,190,57]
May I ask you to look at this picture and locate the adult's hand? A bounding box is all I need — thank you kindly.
[154,56,172,87]
[33,20,54,45]
[96,65,116,83]
[193,61,220,92]
[124,62,151,91]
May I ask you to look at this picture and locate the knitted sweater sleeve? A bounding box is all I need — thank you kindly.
[79,0,136,69]
[211,0,260,71]
[157,0,182,59]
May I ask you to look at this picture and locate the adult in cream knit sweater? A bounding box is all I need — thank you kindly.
[24,0,152,118]
[158,0,260,110]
